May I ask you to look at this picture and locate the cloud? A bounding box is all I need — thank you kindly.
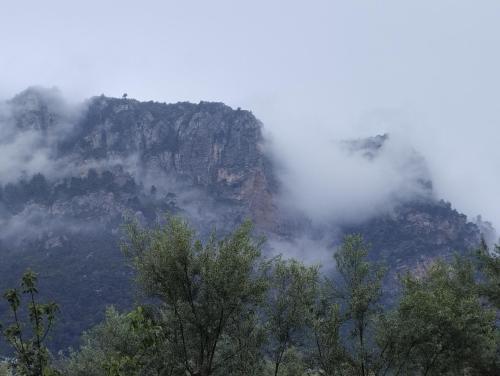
[0,1,499,234]
[0,202,100,245]
[0,87,85,184]
[266,234,336,272]
[266,112,432,225]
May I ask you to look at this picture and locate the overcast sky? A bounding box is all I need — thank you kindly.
[1,0,500,228]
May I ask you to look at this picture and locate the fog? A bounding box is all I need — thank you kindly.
[0,87,84,183]
[266,121,432,224]
[1,1,500,228]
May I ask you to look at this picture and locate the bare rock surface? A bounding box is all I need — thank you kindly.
[0,87,486,350]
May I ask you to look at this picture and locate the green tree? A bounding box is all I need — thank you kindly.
[61,306,176,375]
[476,240,500,309]
[1,270,59,376]
[0,362,13,376]
[378,258,498,375]
[58,222,500,375]
[121,217,269,376]
[266,258,319,376]
[311,299,346,376]
[333,234,385,376]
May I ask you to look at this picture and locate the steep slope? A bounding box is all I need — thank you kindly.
[0,88,279,350]
[0,88,485,350]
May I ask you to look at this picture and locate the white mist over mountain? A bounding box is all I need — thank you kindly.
[1,1,499,229]
[265,114,431,224]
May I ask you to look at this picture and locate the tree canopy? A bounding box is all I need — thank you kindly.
[1,217,498,375]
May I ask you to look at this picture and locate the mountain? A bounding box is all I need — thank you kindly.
[0,87,488,350]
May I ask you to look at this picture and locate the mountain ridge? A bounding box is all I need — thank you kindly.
[0,88,489,350]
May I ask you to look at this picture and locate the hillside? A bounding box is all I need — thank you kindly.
[0,88,487,350]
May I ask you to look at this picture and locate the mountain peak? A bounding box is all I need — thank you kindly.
[0,89,487,351]
[9,86,67,132]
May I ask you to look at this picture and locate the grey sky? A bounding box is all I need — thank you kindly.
[1,0,500,228]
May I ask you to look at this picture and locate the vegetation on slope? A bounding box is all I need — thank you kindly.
[0,217,498,375]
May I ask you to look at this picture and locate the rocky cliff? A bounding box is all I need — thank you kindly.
[0,87,486,350]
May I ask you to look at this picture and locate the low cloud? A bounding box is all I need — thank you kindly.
[0,87,498,252]
[0,86,85,184]
[266,117,432,225]
[266,234,337,272]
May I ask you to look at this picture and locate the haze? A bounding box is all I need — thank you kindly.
[1,0,499,229]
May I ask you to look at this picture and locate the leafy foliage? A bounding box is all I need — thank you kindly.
[1,270,59,375]
[121,217,269,376]
[265,259,319,375]
[477,240,500,309]
[334,235,386,375]
[377,258,498,375]
[61,306,174,375]
[2,218,498,375]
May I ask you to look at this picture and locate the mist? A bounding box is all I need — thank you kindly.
[1,1,500,229]
[0,87,84,184]
[266,116,432,224]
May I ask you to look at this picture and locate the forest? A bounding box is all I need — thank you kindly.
[0,217,498,375]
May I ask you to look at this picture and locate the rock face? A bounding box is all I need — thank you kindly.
[0,87,486,350]
[345,200,481,284]
[62,95,278,229]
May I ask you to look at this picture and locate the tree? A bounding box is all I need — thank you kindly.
[378,258,498,375]
[0,362,12,376]
[121,217,269,376]
[476,240,500,309]
[61,306,176,376]
[57,221,500,375]
[1,270,59,376]
[311,299,346,376]
[265,258,319,376]
[333,234,385,376]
